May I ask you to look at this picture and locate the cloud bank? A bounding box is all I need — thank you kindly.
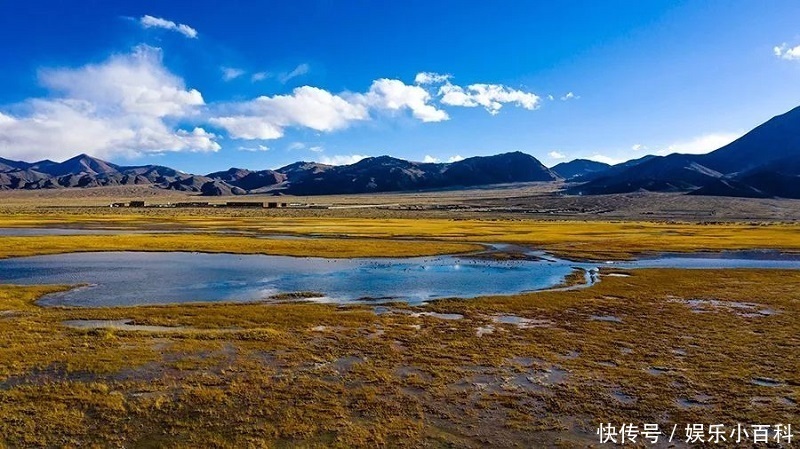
[0,45,218,161]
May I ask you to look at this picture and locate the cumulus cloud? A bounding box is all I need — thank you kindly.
[222,67,245,81]
[211,86,370,140]
[774,43,800,60]
[317,154,369,166]
[423,155,439,163]
[278,63,310,83]
[211,79,449,140]
[139,15,198,39]
[438,82,540,115]
[448,155,464,162]
[548,151,566,159]
[415,72,451,85]
[658,132,741,155]
[631,144,647,151]
[362,79,449,122]
[0,45,218,161]
[560,92,578,101]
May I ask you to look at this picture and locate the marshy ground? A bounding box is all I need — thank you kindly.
[0,197,797,447]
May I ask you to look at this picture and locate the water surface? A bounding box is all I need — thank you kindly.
[0,249,799,307]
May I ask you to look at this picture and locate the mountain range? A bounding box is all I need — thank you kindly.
[0,151,560,196]
[1,105,799,198]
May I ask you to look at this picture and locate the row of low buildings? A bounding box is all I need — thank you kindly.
[110,201,327,209]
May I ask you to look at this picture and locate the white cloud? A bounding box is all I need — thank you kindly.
[362,79,449,122]
[438,82,540,115]
[548,151,566,159]
[448,155,464,162]
[209,116,282,140]
[212,78,450,140]
[415,72,451,85]
[774,43,800,60]
[139,15,198,39]
[587,154,622,165]
[286,142,306,151]
[222,67,245,81]
[547,94,555,101]
[211,86,370,140]
[423,155,439,163]
[560,92,579,101]
[317,154,368,166]
[278,63,310,83]
[251,71,270,82]
[631,144,647,151]
[0,45,218,161]
[659,132,741,155]
[308,146,324,153]
[237,144,269,152]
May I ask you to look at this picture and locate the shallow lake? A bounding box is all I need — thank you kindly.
[0,249,798,307]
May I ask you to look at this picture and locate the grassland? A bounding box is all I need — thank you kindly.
[0,269,797,447]
[0,202,798,447]
[0,233,481,260]
[1,209,800,260]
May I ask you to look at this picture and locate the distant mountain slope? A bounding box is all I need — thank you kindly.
[551,159,611,180]
[571,154,723,195]
[690,154,800,199]
[206,168,286,191]
[285,151,559,195]
[571,106,800,198]
[0,157,31,172]
[697,105,800,174]
[0,154,192,190]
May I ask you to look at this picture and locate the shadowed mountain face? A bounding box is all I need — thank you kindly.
[0,154,197,191]
[284,152,560,195]
[570,106,800,198]
[0,151,558,196]
[551,159,611,180]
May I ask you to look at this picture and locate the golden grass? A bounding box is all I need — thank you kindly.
[2,210,799,259]
[0,234,481,259]
[0,268,797,447]
[0,212,798,446]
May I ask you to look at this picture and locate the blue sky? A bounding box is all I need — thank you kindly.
[2,0,800,173]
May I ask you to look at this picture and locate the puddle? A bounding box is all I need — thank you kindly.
[412,312,464,320]
[510,374,542,391]
[333,356,364,373]
[677,396,711,408]
[492,315,554,328]
[591,315,623,323]
[676,299,779,317]
[476,325,495,337]
[62,319,190,333]
[751,377,785,387]
[527,367,568,385]
[612,391,635,404]
[646,367,672,376]
[373,306,392,315]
